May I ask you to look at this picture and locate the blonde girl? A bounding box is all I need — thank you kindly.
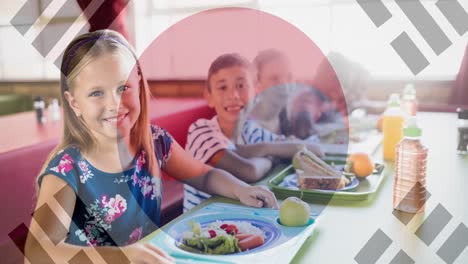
[25,30,278,264]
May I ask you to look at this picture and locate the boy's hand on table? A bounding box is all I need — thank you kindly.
[234,185,279,209]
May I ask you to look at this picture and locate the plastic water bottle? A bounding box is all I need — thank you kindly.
[383,94,405,161]
[393,117,428,213]
[401,84,417,116]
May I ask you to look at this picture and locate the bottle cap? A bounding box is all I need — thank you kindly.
[403,117,422,137]
[403,84,416,100]
[387,93,400,107]
[457,108,468,120]
[403,84,416,95]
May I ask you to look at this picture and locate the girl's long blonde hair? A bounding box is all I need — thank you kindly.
[38,30,157,188]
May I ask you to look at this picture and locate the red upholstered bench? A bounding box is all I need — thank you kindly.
[153,100,215,225]
[0,98,214,263]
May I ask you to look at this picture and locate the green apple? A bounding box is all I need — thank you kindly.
[279,197,310,226]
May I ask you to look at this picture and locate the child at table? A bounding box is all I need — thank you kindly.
[248,49,294,135]
[25,30,278,264]
[184,53,322,212]
[247,49,338,140]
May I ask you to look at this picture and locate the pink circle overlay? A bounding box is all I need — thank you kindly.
[134,7,352,227]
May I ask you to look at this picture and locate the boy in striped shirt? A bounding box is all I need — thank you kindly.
[183,53,322,212]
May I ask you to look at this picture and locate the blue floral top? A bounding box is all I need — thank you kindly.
[38,126,173,247]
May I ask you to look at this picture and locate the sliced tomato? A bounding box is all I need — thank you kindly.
[231,225,238,234]
[208,230,216,238]
[222,224,238,235]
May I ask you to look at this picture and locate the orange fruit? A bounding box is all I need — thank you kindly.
[346,153,374,178]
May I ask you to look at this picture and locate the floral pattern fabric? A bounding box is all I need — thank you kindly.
[39,125,173,246]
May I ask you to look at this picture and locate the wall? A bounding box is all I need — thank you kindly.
[0,78,458,114]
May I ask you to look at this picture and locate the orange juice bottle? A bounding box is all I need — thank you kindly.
[383,94,405,161]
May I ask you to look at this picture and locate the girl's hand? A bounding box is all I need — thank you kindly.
[122,243,175,264]
[234,185,279,209]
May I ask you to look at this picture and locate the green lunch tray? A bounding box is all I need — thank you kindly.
[267,156,385,202]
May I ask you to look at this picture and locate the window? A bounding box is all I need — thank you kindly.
[134,0,467,80]
[325,1,468,80]
[1,0,85,80]
[1,0,466,80]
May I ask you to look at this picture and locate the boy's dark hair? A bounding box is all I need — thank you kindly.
[207,53,253,91]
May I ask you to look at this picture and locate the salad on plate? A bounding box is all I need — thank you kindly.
[178,220,265,255]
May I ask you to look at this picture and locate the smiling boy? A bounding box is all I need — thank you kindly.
[183,53,322,212]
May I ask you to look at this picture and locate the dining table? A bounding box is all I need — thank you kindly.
[143,111,468,264]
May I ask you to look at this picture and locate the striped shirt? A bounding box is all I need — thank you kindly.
[242,119,282,144]
[183,116,235,212]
